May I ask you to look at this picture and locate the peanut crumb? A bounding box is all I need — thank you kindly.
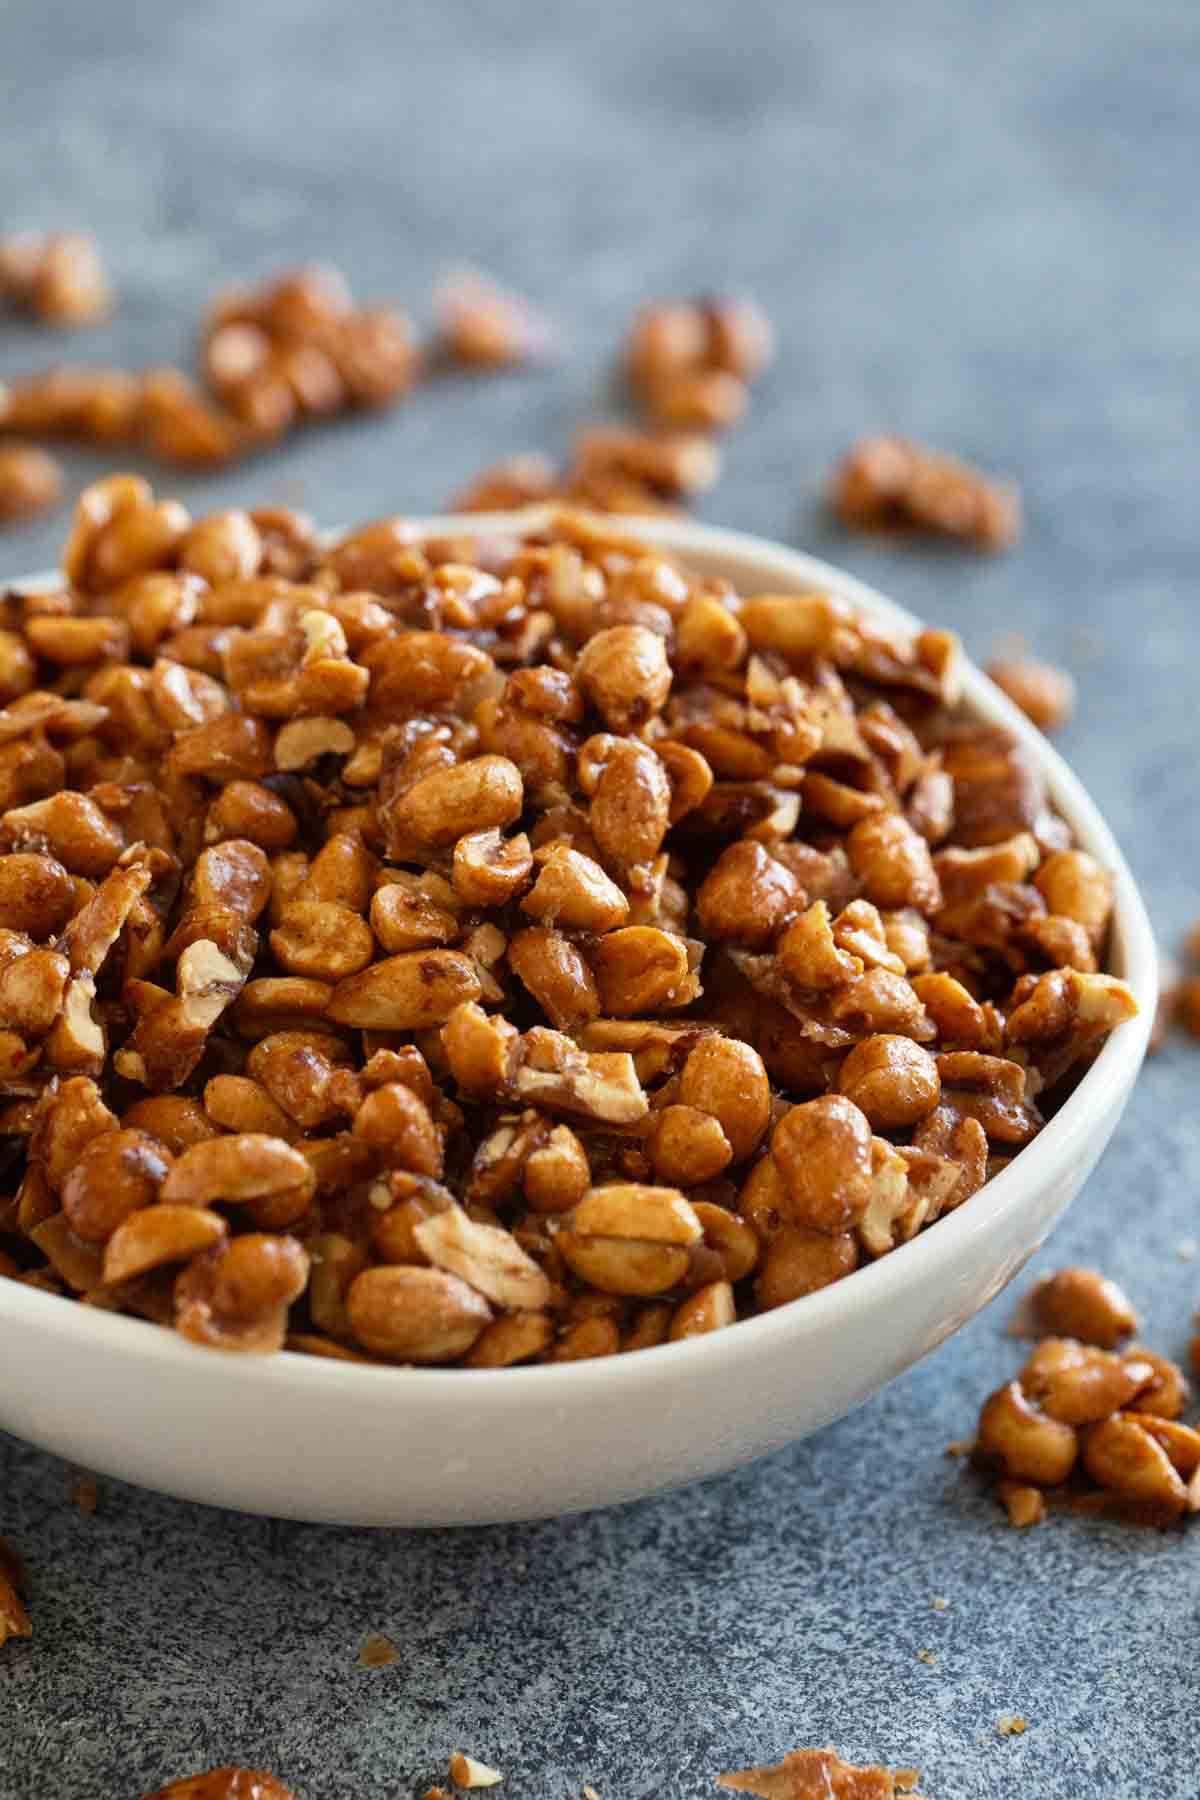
[449,1754,503,1789]
[931,1596,950,1612]
[996,1480,1046,1529]
[356,1631,398,1669]
[582,1788,603,1800]
[1177,1239,1197,1263]
[996,1716,1028,1738]
[916,1650,937,1665]
[424,1789,454,1800]
[71,1477,99,1514]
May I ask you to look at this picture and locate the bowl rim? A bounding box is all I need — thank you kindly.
[0,509,1157,1405]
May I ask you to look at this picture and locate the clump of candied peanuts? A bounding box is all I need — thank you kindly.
[0,479,1137,1369]
[0,263,420,474]
[973,1266,1199,1527]
[830,433,1022,552]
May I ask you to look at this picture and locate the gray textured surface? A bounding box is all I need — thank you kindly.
[2,2,1199,1795]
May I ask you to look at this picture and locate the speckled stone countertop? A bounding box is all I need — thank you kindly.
[2,2,1199,1795]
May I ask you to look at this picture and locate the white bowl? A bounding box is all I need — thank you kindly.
[0,513,1156,1525]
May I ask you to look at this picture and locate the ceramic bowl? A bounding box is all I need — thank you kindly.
[0,512,1156,1525]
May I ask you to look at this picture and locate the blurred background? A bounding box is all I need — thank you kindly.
[2,3,1199,1797]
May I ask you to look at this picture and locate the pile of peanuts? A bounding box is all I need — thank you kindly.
[975,1266,1198,1526]
[0,477,1137,1368]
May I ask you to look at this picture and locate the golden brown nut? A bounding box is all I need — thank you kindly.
[695,841,800,949]
[837,1035,941,1130]
[670,1278,736,1339]
[753,1224,858,1310]
[987,651,1076,733]
[576,625,672,732]
[435,267,552,367]
[60,1128,171,1244]
[770,1096,873,1233]
[1081,1413,1189,1516]
[976,1379,1078,1485]
[0,444,63,522]
[346,1265,491,1362]
[352,1082,443,1177]
[1030,1267,1137,1349]
[651,1104,733,1186]
[328,950,482,1030]
[143,1767,296,1800]
[1020,1337,1152,1426]
[676,1035,771,1162]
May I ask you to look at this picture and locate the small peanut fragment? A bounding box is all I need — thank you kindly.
[0,444,63,522]
[996,1481,1046,1529]
[670,1278,736,1340]
[987,652,1075,733]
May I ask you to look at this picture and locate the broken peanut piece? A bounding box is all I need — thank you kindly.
[449,1753,504,1789]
